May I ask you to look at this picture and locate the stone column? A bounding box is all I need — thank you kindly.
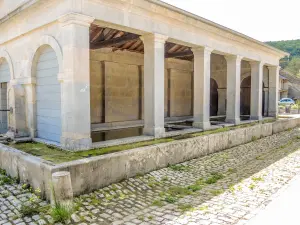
[192,47,213,130]
[141,33,168,138]
[250,61,263,120]
[217,88,226,116]
[24,82,36,138]
[225,55,242,124]
[59,13,94,150]
[263,88,269,116]
[6,81,28,138]
[268,66,280,117]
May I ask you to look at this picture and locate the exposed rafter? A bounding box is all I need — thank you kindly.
[90,25,194,61]
[165,50,193,58]
[90,33,140,49]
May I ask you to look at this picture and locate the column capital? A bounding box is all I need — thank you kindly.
[224,54,243,62]
[58,13,95,27]
[191,46,213,56]
[249,61,264,67]
[140,33,168,44]
[267,65,281,71]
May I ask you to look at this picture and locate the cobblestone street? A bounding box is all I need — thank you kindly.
[1,128,300,225]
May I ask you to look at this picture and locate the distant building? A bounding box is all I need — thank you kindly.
[279,70,300,100]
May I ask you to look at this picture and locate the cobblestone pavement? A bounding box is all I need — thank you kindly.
[1,128,300,225]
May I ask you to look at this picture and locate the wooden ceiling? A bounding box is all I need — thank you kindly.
[90,25,194,61]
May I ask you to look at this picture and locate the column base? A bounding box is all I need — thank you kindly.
[143,127,165,138]
[268,111,278,118]
[225,117,240,125]
[193,121,211,130]
[61,136,92,151]
[250,115,263,121]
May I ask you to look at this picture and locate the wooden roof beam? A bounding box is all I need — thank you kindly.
[165,50,193,58]
[90,34,140,49]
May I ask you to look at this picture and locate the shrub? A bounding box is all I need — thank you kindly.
[50,203,73,224]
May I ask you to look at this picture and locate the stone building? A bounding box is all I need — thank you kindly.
[0,0,288,150]
[279,70,300,100]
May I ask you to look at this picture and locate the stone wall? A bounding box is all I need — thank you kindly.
[1,118,298,199]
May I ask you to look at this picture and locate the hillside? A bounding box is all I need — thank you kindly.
[266,39,300,59]
[265,39,300,74]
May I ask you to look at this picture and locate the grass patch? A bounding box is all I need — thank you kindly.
[177,204,195,212]
[9,118,277,164]
[252,176,264,182]
[209,189,224,196]
[0,175,14,185]
[249,183,256,190]
[19,204,40,217]
[164,196,177,203]
[205,172,224,184]
[9,139,174,164]
[152,200,164,207]
[50,203,73,224]
[169,164,191,172]
[192,127,231,137]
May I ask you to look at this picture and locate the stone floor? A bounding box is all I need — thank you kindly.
[1,128,300,225]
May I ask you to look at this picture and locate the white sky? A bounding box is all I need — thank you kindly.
[161,0,300,42]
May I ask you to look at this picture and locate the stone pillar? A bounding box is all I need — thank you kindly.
[225,55,242,124]
[250,61,263,120]
[192,47,213,130]
[6,82,28,138]
[24,83,36,138]
[263,88,269,117]
[141,33,168,138]
[59,13,94,150]
[51,171,73,206]
[217,88,226,116]
[268,66,280,117]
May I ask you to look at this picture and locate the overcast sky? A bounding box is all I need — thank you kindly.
[161,0,299,42]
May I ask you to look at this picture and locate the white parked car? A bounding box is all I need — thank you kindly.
[278,98,295,106]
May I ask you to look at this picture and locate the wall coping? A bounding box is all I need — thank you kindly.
[0,117,299,199]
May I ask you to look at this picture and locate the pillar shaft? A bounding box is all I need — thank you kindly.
[268,66,280,117]
[192,47,213,130]
[225,55,242,124]
[141,33,168,138]
[250,61,263,120]
[59,13,94,150]
[24,83,36,138]
[217,88,226,116]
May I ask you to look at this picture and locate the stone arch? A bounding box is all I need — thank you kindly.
[0,49,14,80]
[210,78,218,116]
[240,76,251,116]
[31,44,62,143]
[28,35,63,79]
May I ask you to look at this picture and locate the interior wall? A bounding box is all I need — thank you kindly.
[90,50,254,125]
[90,49,193,124]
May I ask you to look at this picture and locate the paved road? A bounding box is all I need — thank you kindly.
[1,128,300,224]
[246,175,300,225]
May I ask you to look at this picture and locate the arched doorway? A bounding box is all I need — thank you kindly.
[240,76,251,116]
[210,78,218,116]
[0,58,10,133]
[33,45,61,143]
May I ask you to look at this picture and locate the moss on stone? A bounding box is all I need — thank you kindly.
[8,119,275,164]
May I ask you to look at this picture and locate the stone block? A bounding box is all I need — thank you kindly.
[208,132,229,154]
[244,125,261,143]
[260,123,272,137]
[228,128,246,148]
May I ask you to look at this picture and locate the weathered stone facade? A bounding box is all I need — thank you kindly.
[0,0,288,150]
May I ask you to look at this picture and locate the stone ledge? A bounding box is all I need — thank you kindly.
[0,117,299,199]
